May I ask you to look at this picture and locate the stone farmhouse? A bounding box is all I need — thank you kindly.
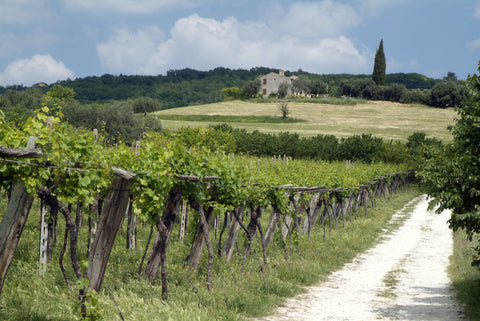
[259,70,298,98]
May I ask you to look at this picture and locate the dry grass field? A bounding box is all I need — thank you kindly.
[153,100,457,142]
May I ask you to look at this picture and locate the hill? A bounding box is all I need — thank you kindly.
[153,99,456,142]
[0,67,443,108]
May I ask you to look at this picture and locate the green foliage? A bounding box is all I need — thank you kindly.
[1,187,420,320]
[173,127,237,153]
[215,126,407,164]
[384,83,407,102]
[309,79,328,96]
[0,94,415,320]
[242,79,261,99]
[0,88,43,126]
[372,39,386,86]
[338,134,384,163]
[222,86,243,100]
[278,102,289,119]
[386,73,440,89]
[291,76,311,95]
[417,61,480,266]
[277,82,289,99]
[449,229,480,320]
[427,81,468,108]
[132,97,162,113]
[63,100,158,142]
[339,79,377,98]
[336,75,468,107]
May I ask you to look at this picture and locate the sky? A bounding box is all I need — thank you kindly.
[1,0,480,87]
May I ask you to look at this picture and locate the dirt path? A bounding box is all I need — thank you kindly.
[254,195,465,321]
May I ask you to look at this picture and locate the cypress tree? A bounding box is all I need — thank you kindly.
[372,39,386,86]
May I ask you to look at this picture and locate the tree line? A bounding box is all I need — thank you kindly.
[0,66,458,109]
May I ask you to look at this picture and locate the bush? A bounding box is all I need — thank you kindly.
[338,134,383,163]
[427,81,469,108]
[132,97,162,113]
[384,83,408,102]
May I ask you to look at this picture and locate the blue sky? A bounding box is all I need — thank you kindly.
[1,0,479,86]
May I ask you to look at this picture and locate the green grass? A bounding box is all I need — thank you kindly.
[153,114,305,123]
[0,186,422,320]
[377,258,408,299]
[449,230,480,320]
[153,100,456,142]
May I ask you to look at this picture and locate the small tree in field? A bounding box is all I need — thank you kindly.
[278,102,289,119]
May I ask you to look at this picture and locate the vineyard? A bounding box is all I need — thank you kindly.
[0,103,414,320]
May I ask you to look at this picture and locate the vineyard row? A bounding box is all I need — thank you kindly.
[0,141,414,315]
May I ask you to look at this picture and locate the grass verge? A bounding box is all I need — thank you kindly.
[0,186,421,320]
[449,229,480,320]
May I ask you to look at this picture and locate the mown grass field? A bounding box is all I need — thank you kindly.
[153,99,457,142]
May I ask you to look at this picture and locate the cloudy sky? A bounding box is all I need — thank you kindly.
[1,0,479,87]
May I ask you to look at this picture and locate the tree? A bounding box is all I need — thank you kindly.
[383,83,407,102]
[132,97,162,113]
[291,76,311,95]
[241,79,261,99]
[428,81,468,108]
[443,72,458,82]
[372,39,386,86]
[222,86,243,100]
[417,61,480,267]
[277,82,289,98]
[309,79,328,96]
[278,102,289,119]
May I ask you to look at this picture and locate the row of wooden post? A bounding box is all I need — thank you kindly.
[0,140,413,304]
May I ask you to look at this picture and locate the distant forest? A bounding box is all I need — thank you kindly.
[0,67,452,109]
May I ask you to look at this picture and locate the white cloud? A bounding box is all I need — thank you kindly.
[467,38,480,50]
[267,1,360,38]
[474,1,480,18]
[0,0,50,24]
[0,54,74,87]
[97,10,370,76]
[97,26,165,74]
[357,0,408,15]
[64,0,192,14]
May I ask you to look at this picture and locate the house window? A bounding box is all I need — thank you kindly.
[263,89,267,95]
[263,78,267,85]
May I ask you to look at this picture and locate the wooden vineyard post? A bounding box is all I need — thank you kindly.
[143,186,181,282]
[126,196,137,250]
[300,193,319,235]
[87,199,101,258]
[186,205,214,272]
[87,167,135,292]
[222,206,246,261]
[39,200,49,275]
[0,137,38,295]
[143,186,182,299]
[263,208,279,249]
[178,199,188,242]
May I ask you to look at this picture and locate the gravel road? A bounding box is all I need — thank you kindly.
[254,195,465,321]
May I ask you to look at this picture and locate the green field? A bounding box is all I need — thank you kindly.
[153,100,457,141]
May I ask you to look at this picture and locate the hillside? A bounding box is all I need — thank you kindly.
[0,67,443,108]
[153,100,456,142]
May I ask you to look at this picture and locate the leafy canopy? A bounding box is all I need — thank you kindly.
[417,61,480,265]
